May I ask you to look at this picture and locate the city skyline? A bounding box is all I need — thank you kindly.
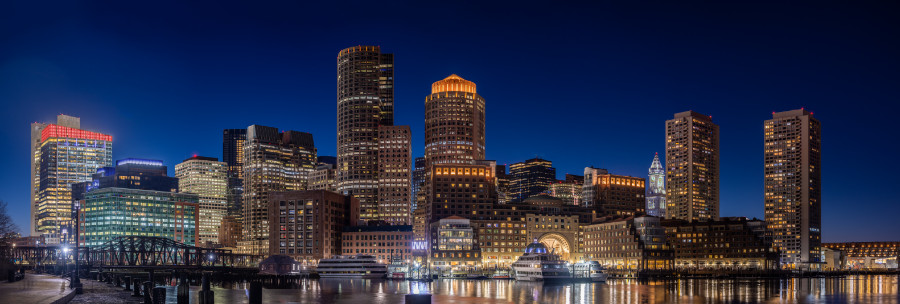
[2,2,899,243]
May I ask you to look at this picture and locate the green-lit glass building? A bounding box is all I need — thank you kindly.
[79,187,199,247]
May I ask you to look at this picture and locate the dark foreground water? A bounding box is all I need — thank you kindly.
[166,275,898,304]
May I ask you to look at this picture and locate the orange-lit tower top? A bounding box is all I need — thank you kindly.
[431,74,477,94]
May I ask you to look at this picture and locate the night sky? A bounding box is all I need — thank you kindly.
[2,2,898,241]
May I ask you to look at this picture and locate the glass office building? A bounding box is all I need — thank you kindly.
[79,188,199,248]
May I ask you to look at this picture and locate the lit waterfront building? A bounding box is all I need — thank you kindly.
[175,156,228,247]
[584,216,673,270]
[241,125,317,255]
[764,109,822,268]
[823,242,899,269]
[78,187,198,247]
[665,111,720,221]
[646,153,666,217]
[341,225,413,263]
[509,158,555,202]
[31,114,112,238]
[377,125,412,225]
[336,45,394,222]
[429,216,481,274]
[582,167,645,217]
[424,74,486,169]
[662,217,780,270]
[268,190,358,264]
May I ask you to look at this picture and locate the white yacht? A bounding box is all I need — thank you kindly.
[511,241,572,282]
[316,255,387,278]
[573,261,608,282]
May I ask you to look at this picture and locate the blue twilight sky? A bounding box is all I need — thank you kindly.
[1,1,898,241]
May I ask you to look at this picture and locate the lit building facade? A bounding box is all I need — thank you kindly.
[411,157,426,212]
[550,180,582,205]
[646,153,666,217]
[665,111,720,221]
[582,167,646,217]
[509,158,555,202]
[175,156,228,247]
[31,114,113,238]
[341,225,413,263]
[429,216,481,274]
[764,109,822,267]
[584,216,673,270]
[426,164,497,223]
[223,129,247,219]
[268,190,358,264]
[336,45,394,223]
[242,125,317,255]
[663,217,780,269]
[79,188,198,247]
[307,163,337,192]
[377,125,412,225]
[823,242,899,270]
[424,74,486,169]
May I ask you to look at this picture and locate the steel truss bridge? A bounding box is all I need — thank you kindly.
[7,236,259,270]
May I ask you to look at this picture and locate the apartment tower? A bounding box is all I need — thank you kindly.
[377,125,412,225]
[665,111,720,221]
[764,109,821,267]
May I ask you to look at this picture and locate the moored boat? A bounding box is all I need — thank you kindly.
[316,254,387,278]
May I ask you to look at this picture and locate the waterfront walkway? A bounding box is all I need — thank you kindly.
[0,273,73,304]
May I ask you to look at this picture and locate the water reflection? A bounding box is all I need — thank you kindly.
[169,275,898,304]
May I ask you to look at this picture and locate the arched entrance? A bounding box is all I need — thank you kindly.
[538,233,572,261]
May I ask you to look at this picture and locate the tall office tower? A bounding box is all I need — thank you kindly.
[646,153,666,217]
[223,129,247,218]
[175,156,228,247]
[665,111,720,221]
[764,109,821,267]
[411,157,427,211]
[241,125,317,255]
[336,46,394,222]
[424,74,486,169]
[509,158,555,202]
[377,125,412,225]
[31,114,112,238]
[582,167,646,216]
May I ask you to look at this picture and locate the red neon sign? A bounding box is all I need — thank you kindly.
[41,124,113,142]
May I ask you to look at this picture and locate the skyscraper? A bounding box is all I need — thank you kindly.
[31,114,113,238]
[646,153,666,217]
[336,46,394,222]
[377,125,412,225]
[175,156,228,247]
[424,74,486,169]
[223,129,247,218]
[411,156,426,211]
[764,109,821,267]
[509,158,555,202]
[241,125,317,255]
[665,111,720,221]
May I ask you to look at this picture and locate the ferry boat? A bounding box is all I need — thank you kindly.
[316,255,387,278]
[387,260,408,279]
[573,261,609,282]
[511,241,572,282]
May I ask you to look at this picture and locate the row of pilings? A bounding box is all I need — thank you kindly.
[90,270,316,304]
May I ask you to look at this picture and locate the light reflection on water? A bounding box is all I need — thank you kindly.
[167,275,898,304]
